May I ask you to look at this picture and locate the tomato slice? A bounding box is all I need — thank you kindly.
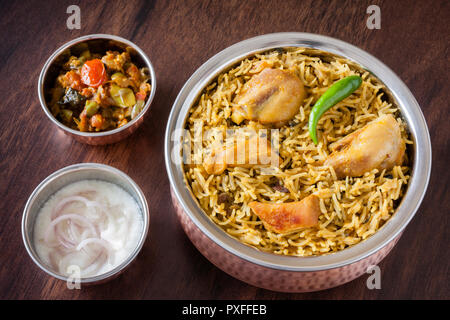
[81,59,107,87]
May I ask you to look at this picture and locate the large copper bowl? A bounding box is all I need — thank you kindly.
[164,33,432,292]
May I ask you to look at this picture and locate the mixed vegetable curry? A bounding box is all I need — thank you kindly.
[48,47,151,132]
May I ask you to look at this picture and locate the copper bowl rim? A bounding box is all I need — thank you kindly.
[37,34,157,139]
[165,32,432,272]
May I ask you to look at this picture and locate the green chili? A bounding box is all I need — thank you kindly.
[308,75,362,145]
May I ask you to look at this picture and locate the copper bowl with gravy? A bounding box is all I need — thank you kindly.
[38,34,156,145]
[164,33,432,292]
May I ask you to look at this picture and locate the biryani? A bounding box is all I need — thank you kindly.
[183,47,412,257]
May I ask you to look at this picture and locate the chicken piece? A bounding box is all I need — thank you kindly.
[325,114,405,178]
[249,195,321,233]
[203,134,282,175]
[231,68,306,126]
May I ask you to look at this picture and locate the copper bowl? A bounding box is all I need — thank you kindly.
[164,33,432,292]
[21,163,150,285]
[38,34,156,145]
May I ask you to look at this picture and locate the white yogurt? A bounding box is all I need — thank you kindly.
[34,180,143,278]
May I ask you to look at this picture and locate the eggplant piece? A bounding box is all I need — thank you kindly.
[58,87,85,108]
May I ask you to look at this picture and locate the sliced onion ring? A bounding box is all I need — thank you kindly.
[44,213,98,246]
[51,196,107,220]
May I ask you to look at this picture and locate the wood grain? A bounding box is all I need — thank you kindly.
[0,0,448,299]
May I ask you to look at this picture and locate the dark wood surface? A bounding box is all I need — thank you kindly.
[0,0,448,300]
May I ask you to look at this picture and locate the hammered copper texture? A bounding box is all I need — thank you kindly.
[171,188,400,292]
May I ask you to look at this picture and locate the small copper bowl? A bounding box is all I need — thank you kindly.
[38,34,156,145]
[21,163,150,285]
[165,32,432,292]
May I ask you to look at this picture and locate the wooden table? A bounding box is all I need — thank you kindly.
[1,0,448,300]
